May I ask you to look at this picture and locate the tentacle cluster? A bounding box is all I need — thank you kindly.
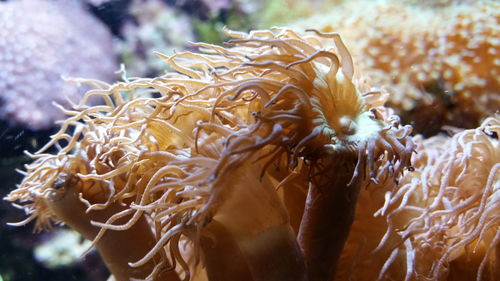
[337,115,499,281]
[5,28,414,280]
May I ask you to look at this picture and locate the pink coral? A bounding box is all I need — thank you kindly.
[0,0,116,129]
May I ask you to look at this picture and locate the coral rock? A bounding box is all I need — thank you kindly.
[0,0,116,129]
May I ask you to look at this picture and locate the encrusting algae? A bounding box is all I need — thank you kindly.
[5,28,415,281]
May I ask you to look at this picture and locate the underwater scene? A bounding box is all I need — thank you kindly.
[0,0,498,280]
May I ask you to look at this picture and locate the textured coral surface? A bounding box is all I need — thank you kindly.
[0,0,116,129]
[292,0,500,135]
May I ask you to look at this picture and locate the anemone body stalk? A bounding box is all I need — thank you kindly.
[190,153,308,281]
[46,177,180,281]
[298,155,360,281]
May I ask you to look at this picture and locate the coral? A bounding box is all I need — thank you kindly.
[0,0,116,129]
[292,0,500,135]
[34,229,91,269]
[337,115,499,281]
[5,28,413,281]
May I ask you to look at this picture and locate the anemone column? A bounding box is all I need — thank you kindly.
[199,157,308,281]
[298,154,360,281]
[46,177,180,281]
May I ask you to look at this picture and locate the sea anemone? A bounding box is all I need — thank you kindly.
[336,115,499,281]
[5,28,413,281]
